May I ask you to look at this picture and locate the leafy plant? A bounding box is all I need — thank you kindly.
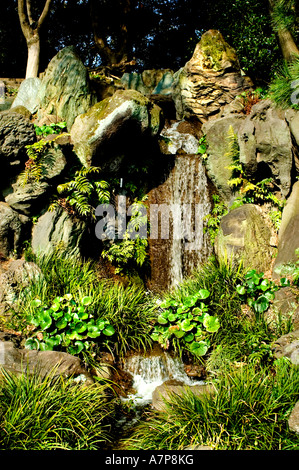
[49,166,110,219]
[236,269,290,317]
[151,288,220,358]
[34,121,67,136]
[203,194,228,244]
[25,294,115,355]
[101,199,149,274]
[0,369,114,450]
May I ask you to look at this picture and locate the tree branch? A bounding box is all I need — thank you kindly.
[18,0,31,38]
[26,0,33,25]
[37,0,53,31]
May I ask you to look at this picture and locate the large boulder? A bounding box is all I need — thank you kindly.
[0,111,36,188]
[0,260,42,318]
[214,204,275,273]
[11,78,41,115]
[0,339,93,383]
[0,202,30,258]
[31,208,87,257]
[238,99,293,199]
[288,401,299,435]
[202,115,245,203]
[121,69,174,96]
[172,30,252,122]
[5,143,67,216]
[273,181,299,278]
[70,89,163,168]
[152,379,214,412]
[36,46,97,130]
[272,330,299,365]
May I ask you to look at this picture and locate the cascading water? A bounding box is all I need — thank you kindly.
[147,122,212,290]
[121,350,204,408]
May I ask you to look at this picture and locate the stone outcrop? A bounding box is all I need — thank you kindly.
[0,111,36,187]
[272,329,299,365]
[215,204,275,273]
[0,202,30,258]
[31,208,87,257]
[152,379,214,412]
[11,78,41,115]
[5,143,67,217]
[0,338,93,383]
[202,114,245,203]
[238,99,293,199]
[70,89,163,168]
[288,401,299,434]
[36,46,97,130]
[0,260,42,317]
[121,69,174,96]
[172,30,252,122]
[273,181,299,278]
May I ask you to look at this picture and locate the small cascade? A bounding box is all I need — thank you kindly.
[121,350,204,407]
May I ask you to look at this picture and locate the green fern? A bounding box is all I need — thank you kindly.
[49,166,110,219]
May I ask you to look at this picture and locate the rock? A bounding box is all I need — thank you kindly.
[152,379,214,412]
[238,99,293,199]
[214,204,274,273]
[0,202,30,258]
[172,30,252,122]
[31,208,87,257]
[273,287,299,329]
[11,77,41,114]
[288,401,299,434]
[0,112,36,186]
[160,121,199,155]
[70,89,163,168]
[0,260,42,317]
[272,329,299,365]
[6,105,32,120]
[273,182,299,278]
[0,339,93,383]
[121,69,174,96]
[5,143,67,216]
[202,115,245,203]
[36,46,97,130]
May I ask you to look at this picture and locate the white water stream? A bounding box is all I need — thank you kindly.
[121,351,204,408]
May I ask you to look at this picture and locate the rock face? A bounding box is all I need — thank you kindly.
[70,89,163,168]
[121,69,174,96]
[0,339,93,383]
[288,401,299,434]
[0,260,42,317]
[31,208,87,257]
[11,78,41,115]
[36,46,97,130]
[5,144,67,217]
[202,114,245,203]
[0,112,36,186]
[152,379,214,412]
[215,204,274,273]
[172,30,252,122]
[238,100,293,199]
[273,181,299,277]
[0,202,30,258]
[272,329,299,365]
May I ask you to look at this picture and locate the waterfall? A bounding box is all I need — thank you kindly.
[147,143,212,291]
[121,350,204,407]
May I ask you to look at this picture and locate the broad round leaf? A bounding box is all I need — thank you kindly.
[189,341,209,356]
[158,315,168,325]
[31,299,42,308]
[184,333,194,342]
[39,312,52,330]
[81,296,92,306]
[196,289,210,300]
[24,338,39,350]
[103,325,115,336]
[181,319,194,332]
[203,315,220,333]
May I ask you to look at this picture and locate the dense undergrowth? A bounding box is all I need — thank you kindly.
[1,250,298,450]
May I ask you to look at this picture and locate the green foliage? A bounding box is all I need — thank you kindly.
[122,359,299,450]
[203,194,228,244]
[271,0,298,34]
[34,121,67,136]
[101,199,149,275]
[268,57,299,109]
[0,369,113,450]
[17,139,50,186]
[25,294,115,355]
[49,166,110,219]
[236,269,290,317]
[225,125,285,228]
[152,287,220,359]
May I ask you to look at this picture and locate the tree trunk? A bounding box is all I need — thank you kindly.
[25,36,40,79]
[277,28,299,62]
